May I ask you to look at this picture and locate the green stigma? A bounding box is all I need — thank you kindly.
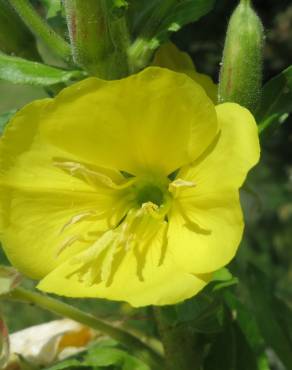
[136,184,164,206]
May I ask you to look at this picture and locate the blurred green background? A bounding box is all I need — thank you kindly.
[0,0,291,353]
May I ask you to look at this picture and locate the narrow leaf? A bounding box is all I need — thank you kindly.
[205,322,258,370]
[0,54,86,86]
[128,0,216,70]
[156,0,216,44]
[245,265,292,369]
[256,66,292,133]
[130,0,215,42]
[224,291,270,370]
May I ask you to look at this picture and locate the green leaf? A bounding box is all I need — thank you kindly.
[204,322,259,370]
[224,291,270,370]
[86,346,150,370]
[256,65,292,133]
[0,54,86,86]
[113,0,128,9]
[45,359,86,370]
[45,343,150,370]
[0,110,16,135]
[211,267,238,291]
[40,0,62,19]
[170,270,237,334]
[155,0,216,44]
[128,0,216,69]
[0,265,22,296]
[245,265,292,369]
[175,291,224,334]
[130,0,215,41]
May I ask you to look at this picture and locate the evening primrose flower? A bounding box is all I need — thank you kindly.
[0,66,259,307]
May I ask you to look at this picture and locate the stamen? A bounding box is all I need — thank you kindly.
[54,159,137,191]
[56,235,83,256]
[59,211,97,234]
[64,176,174,286]
[169,178,196,192]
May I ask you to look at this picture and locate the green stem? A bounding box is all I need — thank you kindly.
[5,287,163,370]
[9,0,71,62]
[155,307,203,370]
[64,0,129,78]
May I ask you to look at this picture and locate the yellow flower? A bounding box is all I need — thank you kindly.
[0,62,259,307]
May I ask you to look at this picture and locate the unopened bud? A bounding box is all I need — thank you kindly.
[218,0,264,112]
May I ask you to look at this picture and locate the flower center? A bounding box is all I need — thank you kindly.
[136,184,164,206]
[131,176,172,213]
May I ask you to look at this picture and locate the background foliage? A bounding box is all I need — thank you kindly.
[0,1,291,370]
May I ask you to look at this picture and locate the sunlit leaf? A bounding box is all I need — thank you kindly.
[0,54,86,86]
[212,267,238,291]
[86,345,150,370]
[45,342,150,370]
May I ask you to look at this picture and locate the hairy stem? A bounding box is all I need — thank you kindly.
[64,0,129,78]
[10,0,71,62]
[155,307,203,370]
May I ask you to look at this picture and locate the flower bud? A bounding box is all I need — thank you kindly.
[218,0,264,112]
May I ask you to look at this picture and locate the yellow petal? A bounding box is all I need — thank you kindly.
[0,101,129,279]
[152,42,195,71]
[0,189,117,279]
[179,103,260,191]
[38,224,211,307]
[168,192,243,273]
[168,103,260,273]
[0,99,123,192]
[41,67,218,176]
[153,43,218,103]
